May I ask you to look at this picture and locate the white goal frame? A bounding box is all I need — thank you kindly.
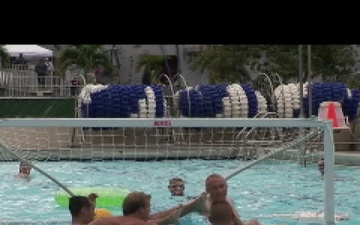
[0,117,335,224]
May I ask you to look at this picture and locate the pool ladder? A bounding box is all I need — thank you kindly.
[233,112,283,160]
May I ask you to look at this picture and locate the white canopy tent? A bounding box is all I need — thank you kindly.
[3,45,53,58]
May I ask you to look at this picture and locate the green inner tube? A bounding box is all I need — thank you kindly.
[55,187,130,209]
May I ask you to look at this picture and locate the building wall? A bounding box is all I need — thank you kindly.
[108,45,209,86]
[40,45,210,87]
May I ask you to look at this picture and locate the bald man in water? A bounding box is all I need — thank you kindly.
[197,173,261,225]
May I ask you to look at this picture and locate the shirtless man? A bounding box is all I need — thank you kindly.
[209,200,235,225]
[198,173,261,225]
[89,191,207,225]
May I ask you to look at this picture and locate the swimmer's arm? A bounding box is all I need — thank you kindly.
[149,192,206,221]
[148,217,170,225]
[149,208,181,225]
[149,204,182,221]
[180,192,207,215]
[149,200,197,220]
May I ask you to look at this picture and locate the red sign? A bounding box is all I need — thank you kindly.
[153,120,172,127]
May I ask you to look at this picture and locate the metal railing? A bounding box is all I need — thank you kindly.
[0,68,82,97]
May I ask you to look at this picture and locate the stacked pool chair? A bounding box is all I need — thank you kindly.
[225,84,248,118]
[178,87,205,118]
[151,85,167,118]
[255,90,268,115]
[193,84,228,118]
[303,82,359,122]
[195,85,215,118]
[274,83,298,118]
[78,84,167,131]
[342,88,360,121]
[128,84,147,118]
[273,82,360,124]
[241,83,258,118]
[78,83,109,118]
[213,84,230,118]
[176,83,267,119]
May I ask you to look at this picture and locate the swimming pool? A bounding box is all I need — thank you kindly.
[1,159,359,225]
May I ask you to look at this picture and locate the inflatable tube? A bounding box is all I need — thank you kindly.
[55,187,130,208]
[95,208,113,219]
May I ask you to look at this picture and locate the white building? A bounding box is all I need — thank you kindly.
[41,44,210,87]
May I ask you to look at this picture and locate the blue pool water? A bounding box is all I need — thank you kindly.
[1,159,360,225]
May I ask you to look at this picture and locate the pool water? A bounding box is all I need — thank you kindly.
[1,159,359,225]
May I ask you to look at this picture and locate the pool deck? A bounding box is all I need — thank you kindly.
[333,151,360,166]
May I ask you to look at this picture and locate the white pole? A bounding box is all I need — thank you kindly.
[307,45,312,116]
[299,45,304,117]
[323,122,335,224]
[298,45,306,166]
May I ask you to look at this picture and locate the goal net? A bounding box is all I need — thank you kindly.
[0,117,335,225]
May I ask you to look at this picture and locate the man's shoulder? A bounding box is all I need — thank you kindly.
[226,197,235,203]
[89,216,123,225]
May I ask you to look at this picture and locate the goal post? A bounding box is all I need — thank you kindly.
[322,120,335,224]
[0,117,335,224]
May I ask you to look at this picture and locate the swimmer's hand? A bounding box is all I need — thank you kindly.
[155,208,181,225]
[168,208,182,225]
[245,218,261,225]
[192,191,207,212]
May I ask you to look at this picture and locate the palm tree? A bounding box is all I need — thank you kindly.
[0,45,10,68]
[56,45,114,83]
[136,54,171,85]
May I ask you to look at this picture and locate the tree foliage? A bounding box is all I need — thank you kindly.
[189,45,357,87]
[189,45,263,83]
[0,46,10,67]
[136,54,172,84]
[262,45,356,83]
[56,45,114,81]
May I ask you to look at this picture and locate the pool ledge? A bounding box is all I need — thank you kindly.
[334,151,360,166]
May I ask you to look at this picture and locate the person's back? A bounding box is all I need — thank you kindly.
[45,58,54,72]
[35,59,48,86]
[14,53,27,69]
[91,215,150,225]
[89,192,157,225]
[35,60,48,75]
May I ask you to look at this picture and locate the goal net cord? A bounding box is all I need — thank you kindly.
[224,127,322,180]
